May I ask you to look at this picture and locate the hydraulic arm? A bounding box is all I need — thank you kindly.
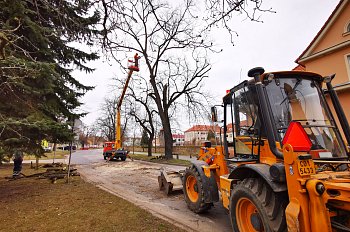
[114,53,140,150]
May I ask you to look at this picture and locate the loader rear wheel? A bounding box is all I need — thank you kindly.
[183,166,211,213]
[230,178,287,232]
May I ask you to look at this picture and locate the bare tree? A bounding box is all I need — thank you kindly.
[98,0,214,158]
[78,125,103,148]
[125,76,158,156]
[98,0,272,158]
[96,96,129,142]
[78,125,95,148]
[96,97,117,141]
[203,0,274,44]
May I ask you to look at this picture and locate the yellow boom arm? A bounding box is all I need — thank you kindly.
[114,53,140,149]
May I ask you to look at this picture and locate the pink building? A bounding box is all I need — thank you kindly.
[173,134,185,146]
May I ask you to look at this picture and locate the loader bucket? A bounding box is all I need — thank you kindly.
[158,169,184,195]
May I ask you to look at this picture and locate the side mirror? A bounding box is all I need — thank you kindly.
[211,106,218,122]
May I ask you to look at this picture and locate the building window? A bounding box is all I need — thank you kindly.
[344,22,350,36]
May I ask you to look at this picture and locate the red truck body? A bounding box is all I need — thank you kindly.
[102,141,127,161]
[103,141,114,153]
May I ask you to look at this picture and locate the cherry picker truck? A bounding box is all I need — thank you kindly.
[103,53,140,161]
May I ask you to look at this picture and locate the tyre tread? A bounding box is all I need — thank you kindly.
[183,165,211,213]
[230,177,287,232]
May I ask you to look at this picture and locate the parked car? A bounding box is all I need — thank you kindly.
[43,147,52,152]
[63,145,76,151]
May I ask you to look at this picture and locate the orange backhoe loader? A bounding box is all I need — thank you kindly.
[103,53,140,161]
[181,67,350,231]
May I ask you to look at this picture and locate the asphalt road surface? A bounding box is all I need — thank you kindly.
[69,149,232,232]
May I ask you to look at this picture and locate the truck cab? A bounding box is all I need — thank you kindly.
[103,141,128,161]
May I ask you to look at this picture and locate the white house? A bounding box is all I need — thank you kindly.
[184,125,220,145]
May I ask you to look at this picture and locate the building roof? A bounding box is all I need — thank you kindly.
[292,64,306,71]
[295,0,346,64]
[226,121,248,133]
[185,125,220,133]
[173,134,184,139]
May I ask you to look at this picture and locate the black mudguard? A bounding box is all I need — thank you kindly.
[191,160,219,203]
[228,163,287,192]
[106,150,127,158]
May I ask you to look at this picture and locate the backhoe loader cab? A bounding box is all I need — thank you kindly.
[182,67,350,232]
[222,71,347,162]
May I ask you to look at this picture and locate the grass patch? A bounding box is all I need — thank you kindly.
[126,146,200,157]
[0,164,185,232]
[24,150,70,160]
[130,154,191,166]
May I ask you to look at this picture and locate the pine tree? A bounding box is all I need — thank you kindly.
[207,130,216,144]
[140,129,149,150]
[0,0,100,158]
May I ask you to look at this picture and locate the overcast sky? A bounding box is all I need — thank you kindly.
[73,0,339,131]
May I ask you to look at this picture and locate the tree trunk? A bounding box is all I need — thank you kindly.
[149,76,173,159]
[162,119,173,159]
[147,133,154,157]
[147,142,152,157]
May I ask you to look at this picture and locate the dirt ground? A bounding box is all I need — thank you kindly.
[76,159,232,232]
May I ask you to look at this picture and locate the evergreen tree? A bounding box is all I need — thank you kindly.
[207,130,216,144]
[140,129,149,149]
[0,0,100,158]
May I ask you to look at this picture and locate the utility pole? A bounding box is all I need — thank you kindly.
[52,142,56,164]
[67,117,75,184]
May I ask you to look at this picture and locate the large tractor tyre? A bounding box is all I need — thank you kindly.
[230,178,288,232]
[183,166,212,213]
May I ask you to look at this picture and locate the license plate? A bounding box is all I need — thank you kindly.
[297,160,316,176]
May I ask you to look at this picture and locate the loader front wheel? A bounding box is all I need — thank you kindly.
[183,166,211,213]
[230,178,287,232]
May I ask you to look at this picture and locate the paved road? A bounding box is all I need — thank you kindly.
[69,149,232,232]
[69,149,198,164]
[69,149,102,165]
